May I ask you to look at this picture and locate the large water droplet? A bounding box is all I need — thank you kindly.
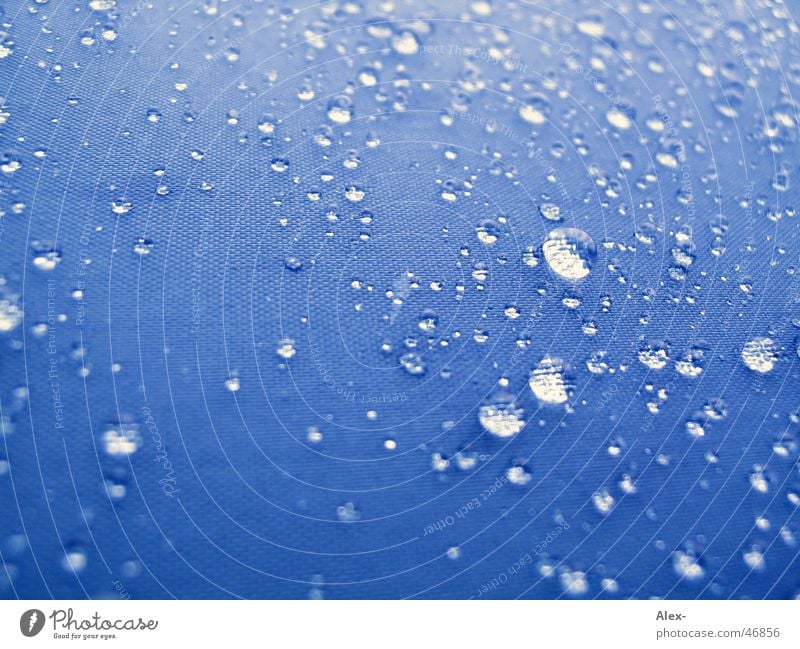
[529,356,572,404]
[741,337,778,374]
[478,396,525,438]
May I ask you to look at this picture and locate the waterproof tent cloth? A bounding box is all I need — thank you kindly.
[0,0,799,600]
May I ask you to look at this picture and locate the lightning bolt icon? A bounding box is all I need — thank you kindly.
[28,611,38,632]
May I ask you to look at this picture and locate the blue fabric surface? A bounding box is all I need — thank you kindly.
[1,0,799,599]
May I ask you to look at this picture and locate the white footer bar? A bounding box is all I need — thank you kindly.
[1,600,797,648]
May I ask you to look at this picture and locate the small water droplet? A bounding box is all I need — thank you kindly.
[276,338,296,360]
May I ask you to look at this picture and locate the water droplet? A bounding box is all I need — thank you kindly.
[336,502,360,522]
[586,350,609,374]
[88,0,116,11]
[391,31,420,55]
[61,545,88,573]
[454,449,479,470]
[478,396,525,438]
[743,546,765,571]
[741,337,778,374]
[276,338,296,360]
[560,569,589,596]
[475,220,500,245]
[673,550,705,581]
[529,356,572,404]
[749,466,770,493]
[506,462,533,486]
[543,228,596,281]
[675,345,707,378]
[431,452,449,471]
[31,241,62,271]
[102,422,141,457]
[133,238,154,256]
[0,284,22,332]
[702,398,728,421]
[111,198,133,215]
[638,340,670,370]
[576,15,605,37]
[399,352,426,376]
[592,489,615,515]
[606,108,632,130]
[519,96,550,125]
[327,96,352,124]
[686,418,706,438]
[344,186,365,202]
[538,202,562,222]
[417,310,438,332]
[284,256,303,271]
